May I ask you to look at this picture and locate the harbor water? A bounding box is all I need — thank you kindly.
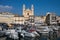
[0,36,60,40]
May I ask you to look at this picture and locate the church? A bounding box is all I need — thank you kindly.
[18,4,46,25]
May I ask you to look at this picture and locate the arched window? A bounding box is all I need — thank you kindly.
[27,13,29,15]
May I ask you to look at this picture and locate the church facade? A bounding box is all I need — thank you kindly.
[19,4,46,25]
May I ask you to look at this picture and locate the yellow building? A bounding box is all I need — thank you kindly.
[0,12,14,24]
[35,16,46,25]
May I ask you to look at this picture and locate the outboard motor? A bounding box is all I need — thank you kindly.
[18,32,23,40]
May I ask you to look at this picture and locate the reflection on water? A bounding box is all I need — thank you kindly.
[23,37,40,40]
[0,37,60,40]
[6,36,40,40]
[20,36,47,40]
[20,37,60,40]
[1,36,60,40]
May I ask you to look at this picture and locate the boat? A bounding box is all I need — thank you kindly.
[0,27,5,37]
[5,29,19,40]
[15,26,40,38]
[21,27,40,38]
[22,30,40,37]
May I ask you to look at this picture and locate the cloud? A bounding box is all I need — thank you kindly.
[0,5,12,9]
[0,5,13,12]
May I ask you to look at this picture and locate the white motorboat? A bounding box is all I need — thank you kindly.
[36,26,50,34]
[5,29,19,40]
[15,26,40,38]
[21,29,40,38]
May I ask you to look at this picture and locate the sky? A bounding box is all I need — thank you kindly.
[0,0,60,16]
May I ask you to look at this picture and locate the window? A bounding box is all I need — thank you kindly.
[52,16,56,20]
[27,13,29,15]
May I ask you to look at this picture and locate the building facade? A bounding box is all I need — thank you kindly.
[0,4,60,27]
[46,12,57,25]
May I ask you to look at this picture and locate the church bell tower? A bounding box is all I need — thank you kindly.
[31,4,34,15]
[23,4,25,16]
[23,4,34,17]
